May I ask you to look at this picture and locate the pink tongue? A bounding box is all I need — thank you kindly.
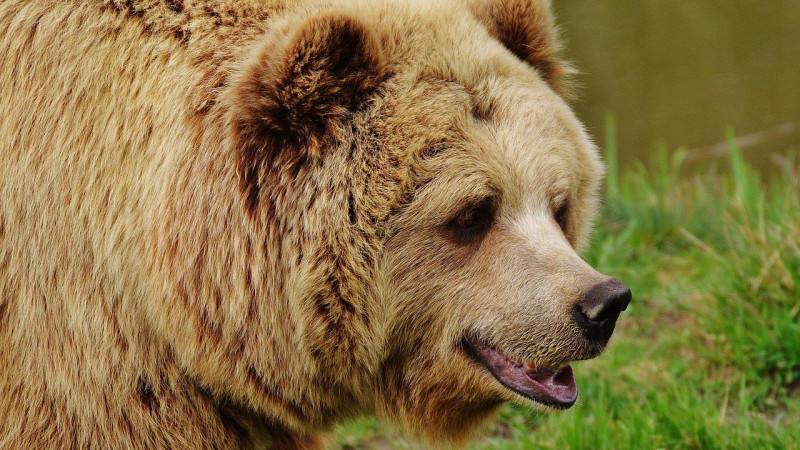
[469,339,578,407]
[525,365,577,405]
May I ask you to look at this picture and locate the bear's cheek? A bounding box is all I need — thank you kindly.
[374,337,508,434]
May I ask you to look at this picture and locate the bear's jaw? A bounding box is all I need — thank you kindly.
[462,338,578,409]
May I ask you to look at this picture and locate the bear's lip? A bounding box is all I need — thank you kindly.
[462,338,578,409]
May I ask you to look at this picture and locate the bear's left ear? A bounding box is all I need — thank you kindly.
[468,0,572,93]
[228,12,386,164]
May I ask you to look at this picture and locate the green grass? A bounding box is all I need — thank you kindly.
[337,131,800,449]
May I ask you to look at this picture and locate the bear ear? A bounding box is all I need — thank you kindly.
[229,12,386,164]
[468,0,572,93]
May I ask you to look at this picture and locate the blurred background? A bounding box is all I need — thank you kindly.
[556,0,800,173]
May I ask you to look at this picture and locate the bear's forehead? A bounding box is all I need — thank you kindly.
[344,0,601,211]
[477,79,599,199]
[371,73,596,207]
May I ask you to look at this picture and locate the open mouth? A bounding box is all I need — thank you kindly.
[463,338,578,409]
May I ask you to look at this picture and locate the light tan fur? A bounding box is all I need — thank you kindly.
[0,0,614,448]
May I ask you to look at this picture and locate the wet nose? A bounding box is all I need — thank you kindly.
[572,278,632,343]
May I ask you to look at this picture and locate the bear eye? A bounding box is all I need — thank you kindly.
[448,200,495,243]
[554,200,569,233]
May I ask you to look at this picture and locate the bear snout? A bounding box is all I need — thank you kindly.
[571,278,632,344]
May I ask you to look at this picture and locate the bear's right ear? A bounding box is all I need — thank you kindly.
[228,12,386,166]
[468,0,572,93]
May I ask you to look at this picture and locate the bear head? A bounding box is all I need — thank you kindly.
[169,0,630,444]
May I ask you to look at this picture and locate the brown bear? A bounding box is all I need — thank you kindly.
[0,0,631,448]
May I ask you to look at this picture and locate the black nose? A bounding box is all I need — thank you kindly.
[572,278,631,343]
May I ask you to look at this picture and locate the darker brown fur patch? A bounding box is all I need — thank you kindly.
[164,0,183,13]
[263,420,323,449]
[174,28,190,43]
[123,0,144,18]
[245,365,307,422]
[314,294,332,318]
[470,91,497,121]
[217,406,250,443]
[329,273,356,315]
[104,0,274,49]
[135,376,159,412]
[348,192,357,224]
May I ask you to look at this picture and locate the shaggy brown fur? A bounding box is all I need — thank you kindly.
[0,0,624,448]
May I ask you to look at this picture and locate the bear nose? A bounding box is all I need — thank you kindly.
[572,278,631,343]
